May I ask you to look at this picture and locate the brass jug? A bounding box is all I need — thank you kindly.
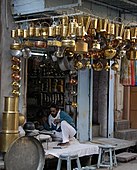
[123,28,130,41]
[107,23,115,35]
[23,29,29,38]
[61,25,69,37]
[28,23,35,37]
[35,22,41,37]
[69,19,78,37]
[76,25,86,37]
[17,25,23,37]
[130,27,137,40]
[115,23,124,40]
[97,18,108,33]
[11,29,17,38]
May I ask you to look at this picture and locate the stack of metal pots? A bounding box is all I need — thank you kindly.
[0,96,24,152]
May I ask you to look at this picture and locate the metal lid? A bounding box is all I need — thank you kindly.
[4,136,45,170]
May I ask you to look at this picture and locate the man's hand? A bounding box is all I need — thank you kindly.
[54,119,60,124]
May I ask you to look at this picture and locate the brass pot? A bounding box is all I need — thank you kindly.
[74,39,88,53]
[92,62,103,71]
[11,81,21,90]
[12,90,21,97]
[62,39,75,47]
[69,19,78,37]
[28,23,35,37]
[11,29,17,38]
[17,28,23,37]
[19,113,26,126]
[23,29,29,38]
[11,65,21,72]
[61,25,69,37]
[111,60,119,71]
[97,18,108,33]
[115,23,124,40]
[107,23,115,35]
[35,23,41,37]
[10,41,22,50]
[130,27,137,40]
[76,25,86,37]
[104,62,110,71]
[127,49,137,60]
[104,45,117,59]
[123,28,130,41]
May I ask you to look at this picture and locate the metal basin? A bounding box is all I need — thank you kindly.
[4,136,45,170]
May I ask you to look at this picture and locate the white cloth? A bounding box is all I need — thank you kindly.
[43,139,99,158]
[51,121,76,143]
[48,110,61,130]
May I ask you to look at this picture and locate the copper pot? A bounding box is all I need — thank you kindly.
[34,41,47,48]
[11,73,21,81]
[11,57,21,64]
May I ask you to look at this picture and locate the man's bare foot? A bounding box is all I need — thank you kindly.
[57,142,69,146]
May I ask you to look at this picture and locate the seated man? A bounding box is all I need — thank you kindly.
[48,103,77,146]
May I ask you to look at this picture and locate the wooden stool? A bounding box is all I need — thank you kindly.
[56,153,82,170]
[97,145,117,169]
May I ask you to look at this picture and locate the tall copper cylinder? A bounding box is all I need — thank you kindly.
[0,96,19,152]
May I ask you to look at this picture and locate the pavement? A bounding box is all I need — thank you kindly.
[86,159,137,170]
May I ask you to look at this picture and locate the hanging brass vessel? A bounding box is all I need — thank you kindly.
[11,29,17,38]
[74,39,88,53]
[97,18,108,33]
[104,45,117,59]
[115,23,124,40]
[123,28,130,41]
[92,62,103,71]
[130,27,137,40]
[111,60,119,71]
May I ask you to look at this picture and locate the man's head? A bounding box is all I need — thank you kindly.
[50,103,59,118]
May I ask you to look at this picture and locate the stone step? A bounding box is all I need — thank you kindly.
[115,129,137,140]
[114,120,130,131]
